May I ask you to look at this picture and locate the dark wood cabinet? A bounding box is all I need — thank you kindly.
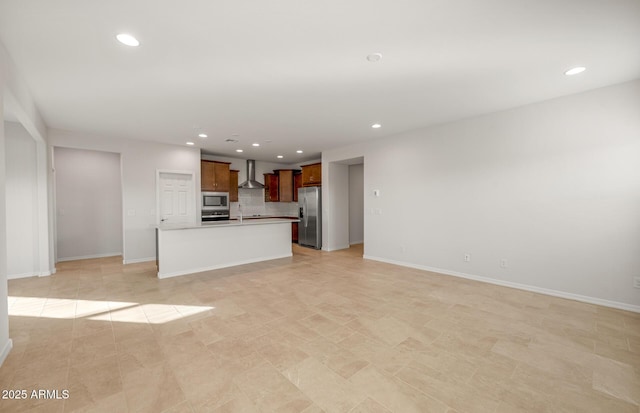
[229,169,239,202]
[292,222,298,243]
[201,160,215,191]
[262,169,302,203]
[301,162,321,187]
[293,172,302,202]
[263,173,279,202]
[201,160,231,192]
[276,169,294,203]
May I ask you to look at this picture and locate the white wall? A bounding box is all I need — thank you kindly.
[54,147,122,261]
[48,129,201,263]
[0,78,9,365]
[349,164,364,245]
[1,39,52,366]
[4,121,37,277]
[325,80,640,311]
[325,162,349,251]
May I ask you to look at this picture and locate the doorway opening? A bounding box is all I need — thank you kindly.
[326,156,364,255]
[53,147,123,262]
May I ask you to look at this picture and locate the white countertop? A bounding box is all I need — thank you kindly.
[157,217,299,231]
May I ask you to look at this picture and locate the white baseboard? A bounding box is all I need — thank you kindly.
[123,257,156,265]
[8,272,38,280]
[157,253,292,279]
[8,267,56,279]
[57,252,122,262]
[363,255,640,314]
[324,244,350,252]
[0,339,13,367]
[350,240,364,246]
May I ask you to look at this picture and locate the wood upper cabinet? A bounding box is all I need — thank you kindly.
[263,173,279,202]
[276,169,295,203]
[301,162,321,187]
[229,169,239,202]
[293,172,302,202]
[213,162,231,192]
[201,160,231,192]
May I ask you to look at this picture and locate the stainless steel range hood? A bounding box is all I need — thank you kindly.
[238,159,264,189]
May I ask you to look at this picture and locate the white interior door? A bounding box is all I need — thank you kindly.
[158,172,196,225]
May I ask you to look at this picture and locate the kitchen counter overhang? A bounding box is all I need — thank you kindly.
[156,218,298,278]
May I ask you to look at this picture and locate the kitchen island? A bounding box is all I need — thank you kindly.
[156,218,297,278]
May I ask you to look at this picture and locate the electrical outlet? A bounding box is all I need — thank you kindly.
[634,277,640,289]
[500,258,508,268]
[464,253,471,262]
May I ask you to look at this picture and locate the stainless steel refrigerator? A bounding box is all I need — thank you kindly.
[298,186,321,249]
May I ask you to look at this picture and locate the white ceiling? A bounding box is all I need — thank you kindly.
[1,0,639,162]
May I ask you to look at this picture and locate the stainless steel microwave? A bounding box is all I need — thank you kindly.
[202,191,229,211]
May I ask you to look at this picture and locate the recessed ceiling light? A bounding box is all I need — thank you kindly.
[367,53,382,62]
[565,66,586,76]
[296,150,303,154]
[277,155,284,159]
[371,123,382,129]
[116,33,140,47]
[236,149,243,153]
[198,133,207,138]
[252,143,260,147]
[186,141,195,146]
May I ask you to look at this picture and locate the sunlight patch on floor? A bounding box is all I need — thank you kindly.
[9,296,214,324]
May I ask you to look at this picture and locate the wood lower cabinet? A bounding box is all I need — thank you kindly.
[292,222,298,243]
[263,173,279,202]
[201,160,231,192]
[229,170,239,202]
[301,162,321,187]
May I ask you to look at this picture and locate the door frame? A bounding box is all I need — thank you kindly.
[156,169,197,225]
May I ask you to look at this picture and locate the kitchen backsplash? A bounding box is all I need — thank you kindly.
[230,189,298,217]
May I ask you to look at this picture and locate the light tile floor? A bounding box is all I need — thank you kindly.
[0,244,639,412]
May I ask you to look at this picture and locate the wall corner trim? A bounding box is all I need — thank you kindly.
[0,339,14,367]
[363,255,640,314]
